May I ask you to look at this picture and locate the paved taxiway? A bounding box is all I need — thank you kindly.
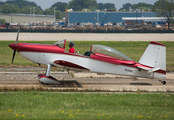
[0,70,174,92]
[0,33,174,41]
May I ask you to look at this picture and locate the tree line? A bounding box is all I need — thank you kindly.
[0,0,158,19]
[120,2,154,11]
[0,0,115,19]
[0,0,173,30]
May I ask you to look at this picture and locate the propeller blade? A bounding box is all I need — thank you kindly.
[11,50,16,64]
[15,26,20,44]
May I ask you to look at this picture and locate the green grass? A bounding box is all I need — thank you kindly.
[0,92,174,119]
[0,41,174,71]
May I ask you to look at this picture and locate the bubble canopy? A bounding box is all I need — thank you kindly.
[53,39,66,49]
[92,45,132,61]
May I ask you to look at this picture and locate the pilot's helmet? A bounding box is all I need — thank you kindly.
[69,41,75,47]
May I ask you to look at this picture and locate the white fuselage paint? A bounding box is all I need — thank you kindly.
[19,51,165,79]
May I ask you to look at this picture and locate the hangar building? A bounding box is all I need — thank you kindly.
[66,12,158,25]
[0,13,54,23]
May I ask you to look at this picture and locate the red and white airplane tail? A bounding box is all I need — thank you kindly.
[138,41,166,79]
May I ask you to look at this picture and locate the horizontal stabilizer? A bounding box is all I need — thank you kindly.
[148,67,160,73]
[137,66,151,71]
[137,66,161,73]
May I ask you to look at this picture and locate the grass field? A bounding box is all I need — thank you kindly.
[0,92,174,119]
[0,41,174,71]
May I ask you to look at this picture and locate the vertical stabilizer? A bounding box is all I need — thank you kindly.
[138,41,166,78]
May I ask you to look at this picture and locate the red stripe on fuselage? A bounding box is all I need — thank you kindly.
[17,43,65,53]
[54,60,89,70]
[17,43,90,59]
[90,53,136,65]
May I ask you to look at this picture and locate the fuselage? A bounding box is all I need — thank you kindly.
[9,42,166,79]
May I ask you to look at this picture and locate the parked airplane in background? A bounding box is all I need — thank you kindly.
[9,29,166,85]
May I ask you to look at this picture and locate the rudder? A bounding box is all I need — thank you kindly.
[138,41,166,78]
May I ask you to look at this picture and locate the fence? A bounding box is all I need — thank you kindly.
[0,29,173,33]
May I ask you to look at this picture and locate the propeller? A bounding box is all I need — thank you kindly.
[11,50,16,64]
[15,27,20,44]
[11,26,20,64]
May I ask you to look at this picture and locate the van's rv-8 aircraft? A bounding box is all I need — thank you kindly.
[9,29,166,85]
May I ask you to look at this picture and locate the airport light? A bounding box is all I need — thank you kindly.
[97,11,99,24]
[0,9,2,20]
[33,7,35,26]
[0,9,2,19]
[30,8,32,26]
[136,9,138,28]
[11,8,12,23]
[54,7,57,27]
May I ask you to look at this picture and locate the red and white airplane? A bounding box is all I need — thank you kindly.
[9,29,166,85]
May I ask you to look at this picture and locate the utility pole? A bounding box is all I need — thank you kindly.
[11,8,12,23]
[0,9,2,22]
[0,9,1,18]
[97,11,99,24]
[30,8,32,26]
[136,9,138,28]
[33,7,35,26]
[54,7,57,27]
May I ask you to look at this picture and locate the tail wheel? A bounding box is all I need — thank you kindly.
[158,80,166,85]
[162,81,166,85]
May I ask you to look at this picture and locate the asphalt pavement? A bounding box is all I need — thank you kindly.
[0,67,173,92]
[0,33,174,41]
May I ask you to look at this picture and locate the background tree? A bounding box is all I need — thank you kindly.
[152,0,174,30]
[122,3,132,11]
[0,0,42,14]
[120,2,153,11]
[43,7,64,19]
[98,3,104,10]
[119,3,132,11]
[51,2,68,12]
[55,10,64,19]
[69,0,98,11]
[43,8,53,15]
[5,0,42,10]
[0,19,6,25]
[103,3,115,10]
[19,6,31,14]
[33,6,43,14]
[98,3,116,10]
[131,2,153,10]
[1,3,20,13]
[20,6,42,14]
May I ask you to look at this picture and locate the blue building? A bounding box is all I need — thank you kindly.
[67,12,158,24]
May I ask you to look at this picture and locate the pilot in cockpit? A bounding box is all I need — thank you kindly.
[68,41,75,53]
